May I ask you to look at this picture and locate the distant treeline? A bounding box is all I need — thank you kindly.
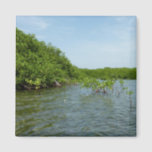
[80,68,136,80]
[16,28,136,90]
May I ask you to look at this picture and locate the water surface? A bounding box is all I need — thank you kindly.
[16,80,136,136]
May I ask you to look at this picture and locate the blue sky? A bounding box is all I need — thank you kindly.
[16,16,136,69]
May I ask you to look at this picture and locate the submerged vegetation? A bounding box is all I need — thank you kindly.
[80,78,134,99]
[16,28,136,90]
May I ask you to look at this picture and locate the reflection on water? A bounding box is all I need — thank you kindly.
[16,80,136,136]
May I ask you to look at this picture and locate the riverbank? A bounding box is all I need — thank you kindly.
[16,28,136,91]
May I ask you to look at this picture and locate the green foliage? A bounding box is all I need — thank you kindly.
[16,28,81,90]
[126,90,133,101]
[80,78,115,93]
[81,78,134,100]
[119,79,124,85]
[126,91,133,96]
[16,28,136,90]
[25,78,41,89]
[80,67,136,80]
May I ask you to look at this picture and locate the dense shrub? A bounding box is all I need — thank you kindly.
[16,28,136,90]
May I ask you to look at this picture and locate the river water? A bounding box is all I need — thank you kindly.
[16,80,136,136]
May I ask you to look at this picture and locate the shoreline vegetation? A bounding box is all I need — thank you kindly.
[16,28,136,91]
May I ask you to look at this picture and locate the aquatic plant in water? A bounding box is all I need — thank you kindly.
[80,78,115,94]
[80,78,134,100]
